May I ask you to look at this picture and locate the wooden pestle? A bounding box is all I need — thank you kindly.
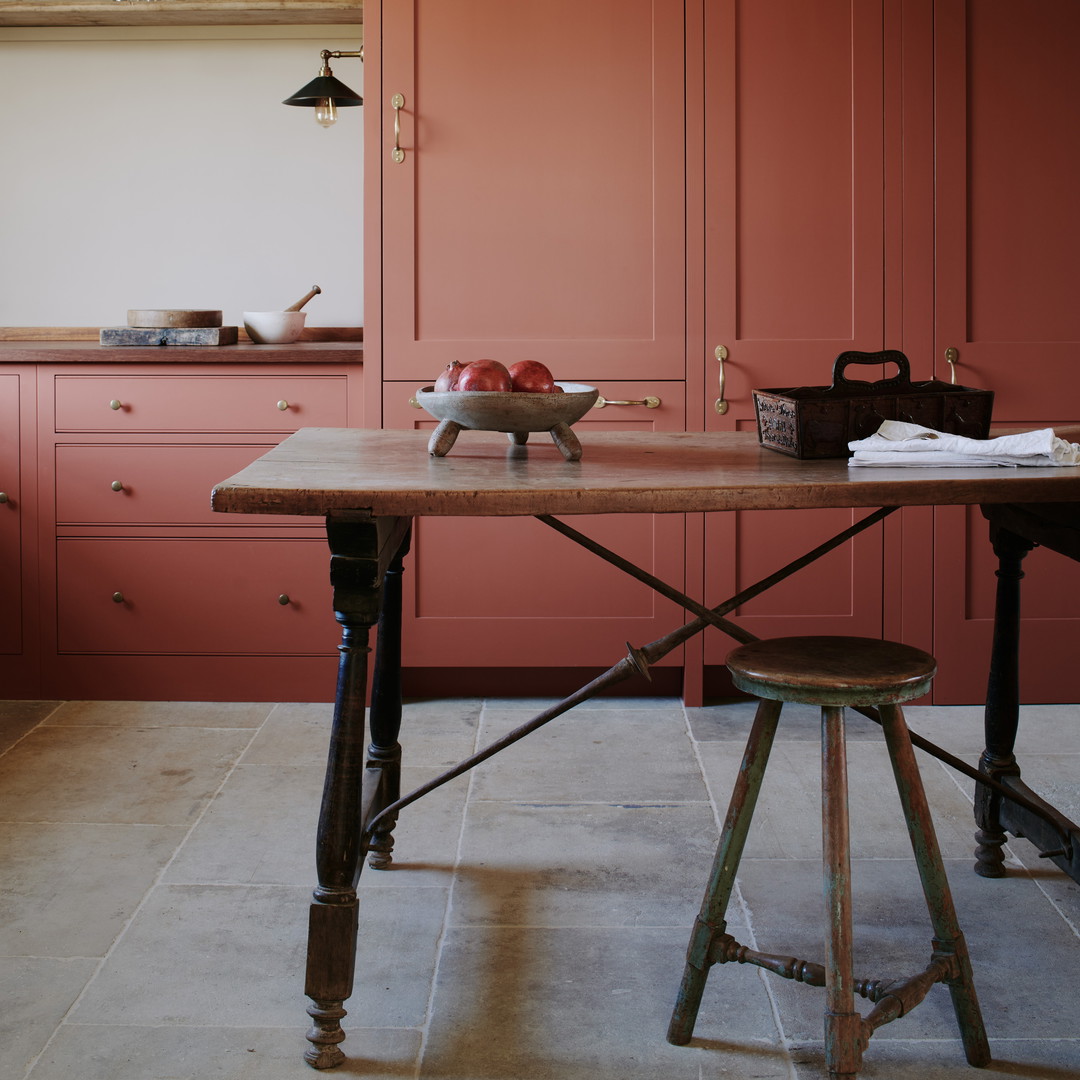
[286,285,322,312]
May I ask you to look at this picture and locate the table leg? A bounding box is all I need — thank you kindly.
[303,514,412,1069]
[974,525,1033,878]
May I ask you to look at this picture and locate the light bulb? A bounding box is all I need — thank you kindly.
[314,98,338,128]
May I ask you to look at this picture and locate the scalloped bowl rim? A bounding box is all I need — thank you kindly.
[415,382,599,432]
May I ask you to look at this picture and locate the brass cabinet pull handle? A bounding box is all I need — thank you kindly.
[278,594,292,606]
[277,400,291,411]
[593,396,661,409]
[110,480,125,492]
[108,399,123,411]
[714,345,729,415]
[944,346,959,385]
[391,93,406,163]
[111,591,125,604]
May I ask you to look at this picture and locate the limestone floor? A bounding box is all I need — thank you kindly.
[2,696,1079,1080]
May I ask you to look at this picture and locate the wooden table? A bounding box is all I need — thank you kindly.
[211,428,1080,1070]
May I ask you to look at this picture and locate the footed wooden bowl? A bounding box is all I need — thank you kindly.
[414,382,599,460]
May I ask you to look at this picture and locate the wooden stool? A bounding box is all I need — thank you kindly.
[668,636,991,1079]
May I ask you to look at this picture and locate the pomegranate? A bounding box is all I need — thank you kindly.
[434,360,470,392]
[458,358,512,392]
[508,360,556,393]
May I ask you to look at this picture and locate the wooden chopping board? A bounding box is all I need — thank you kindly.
[128,309,223,328]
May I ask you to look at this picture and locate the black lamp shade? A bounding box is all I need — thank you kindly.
[283,74,363,108]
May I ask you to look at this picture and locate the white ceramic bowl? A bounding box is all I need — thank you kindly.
[243,311,307,344]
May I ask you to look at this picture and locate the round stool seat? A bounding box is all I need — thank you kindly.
[727,635,936,706]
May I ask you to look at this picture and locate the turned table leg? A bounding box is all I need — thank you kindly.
[303,513,412,1069]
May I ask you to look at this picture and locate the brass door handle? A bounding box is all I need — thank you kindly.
[391,93,406,163]
[714,345,729,414]
[945,346,959,385]
[593,396,661,409]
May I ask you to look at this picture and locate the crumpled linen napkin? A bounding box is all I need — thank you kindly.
[847,420,1080,467]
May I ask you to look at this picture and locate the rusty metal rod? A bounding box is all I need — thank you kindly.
[364,507,897,839]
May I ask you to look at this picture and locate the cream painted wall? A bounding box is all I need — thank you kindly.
[0,25,363,329]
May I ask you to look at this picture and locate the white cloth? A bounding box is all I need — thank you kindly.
[847,420,1080,468]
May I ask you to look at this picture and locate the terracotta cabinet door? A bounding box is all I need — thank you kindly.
[384,383,686,668]
[701,0,888,662]
[931,0,1080,703]
[0,374,23,655]
[375,0,686,384]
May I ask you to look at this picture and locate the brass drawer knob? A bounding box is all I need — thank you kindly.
[111,480,125,492]
[278,593,292,606]
[277,400,291,411]
[111,592,126,604]
[0,492,8,504]
[109,399,124,411]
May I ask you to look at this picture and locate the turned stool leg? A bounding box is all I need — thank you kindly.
[668,698,783,1044]
[821,705,863,1080]
[878,705,991,1067]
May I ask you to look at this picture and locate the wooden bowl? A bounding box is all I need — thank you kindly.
[414,382,600,460]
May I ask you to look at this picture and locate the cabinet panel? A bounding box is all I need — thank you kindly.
[0,374,23,654]
[378,0,686,382]
[54,374,348,433]
[703,0,886,422]
[384,382,686,667]
[935,0,1080,413]
[56,538,338,655]
[55,443,306,526]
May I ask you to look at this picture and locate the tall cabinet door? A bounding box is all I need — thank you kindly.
[700,0,889,664]
[931,0,1080,703]
[374,0,686,387]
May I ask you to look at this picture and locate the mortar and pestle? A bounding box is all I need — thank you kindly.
[244,285,322,343]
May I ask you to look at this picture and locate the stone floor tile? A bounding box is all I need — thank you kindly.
[422,925,786,1080]
[688,698,883,743]
[0,957,97,1080]
[0,822,184,957]
[28,1025,421,1080]
[735,858,1080,1042]
[45,700,273,729]
[0,701,60,754]
[71,884,448,1031]
[790,1036,1080,1077]
[164,763,465,888]
[0,726,252,825]
[249,699,482,768]
[453,800,721,929]
[473,706,707,802]
[695,739,979,861]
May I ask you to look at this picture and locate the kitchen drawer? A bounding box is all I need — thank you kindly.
[54,374,348,432]
[55,443,307,526]
[56,538,338,655]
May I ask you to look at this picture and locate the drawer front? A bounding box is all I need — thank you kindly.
[57,538,338,655]
[55,444,305,526]
[54,375,348,432]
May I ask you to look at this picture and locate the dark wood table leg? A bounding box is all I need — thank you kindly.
[303,513,412,1069]
[976,521,1080,882]
[974,524,1034,878]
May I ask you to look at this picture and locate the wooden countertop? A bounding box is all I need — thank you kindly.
[0,340,362,364]
[212,428,1080,519]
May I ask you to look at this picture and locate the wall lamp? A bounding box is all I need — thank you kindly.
[283,48,363,128]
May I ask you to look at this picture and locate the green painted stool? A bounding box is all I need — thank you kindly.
[668,636,991,1079]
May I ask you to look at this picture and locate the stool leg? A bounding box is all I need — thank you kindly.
[821,705,864,1080]
[668,698,783,1045]
[878,704,992,1068]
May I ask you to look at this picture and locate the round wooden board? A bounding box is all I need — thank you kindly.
[128,309,223,328]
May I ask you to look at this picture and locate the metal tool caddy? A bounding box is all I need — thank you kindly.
[753,350,995,459]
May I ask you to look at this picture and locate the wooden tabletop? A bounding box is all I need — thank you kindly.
[210,428,1080,518]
